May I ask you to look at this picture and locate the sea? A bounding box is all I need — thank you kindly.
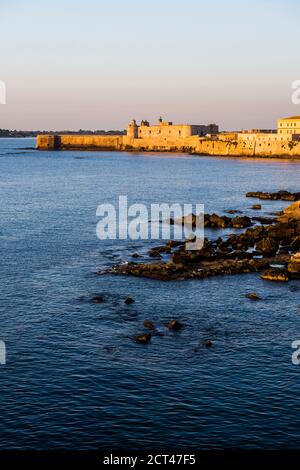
[1,138,300,450]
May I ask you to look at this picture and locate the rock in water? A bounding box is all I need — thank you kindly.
[261,268,290,282]
[203,340,213,348]
[168,319,183,331]
[246,292,261,301]
[133,333,151,344]
[247,191,300,201]
[91,294,105,304]
[278,201,300,223]
[256,237,278,255]
[125,297,135,305]
[231,216,252,228]
[144,320,155,330]
[288,253,300,278]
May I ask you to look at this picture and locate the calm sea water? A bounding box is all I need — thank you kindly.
[1,138,300,450]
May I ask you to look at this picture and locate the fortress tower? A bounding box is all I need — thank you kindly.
[127,120,138,139]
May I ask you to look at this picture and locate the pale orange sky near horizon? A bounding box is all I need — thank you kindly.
[0,0,300,131]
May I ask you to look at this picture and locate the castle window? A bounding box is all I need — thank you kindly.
[179,130,181,137]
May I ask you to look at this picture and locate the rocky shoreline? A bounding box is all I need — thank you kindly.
[101,193,300,283]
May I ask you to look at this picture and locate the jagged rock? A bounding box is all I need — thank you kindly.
[148,249,162,258]
[288,253,300,277]
[225,209,242,214]
[231,216,252,228]
[133,333,151,344]
[267,224,295,240]
[125,297,135,305]
[278,201,300,223]
[278,246,291,255]
[168,320,183,331]
[261,268,290,282]
[106,253,290,281]
[244,225,267,240]
[246,292,261,301]
[208,213,231,228]
[149,245,171,255]
[144,320,155,330]
[246,191,300,201]
[103,194,300,283]
[175,213,202,228]
[252,216,276,225]
[171,238,212,264]
[166,240,185,248]
[256,237,278,255]
[290,237,300,250]
[270,211,284,216]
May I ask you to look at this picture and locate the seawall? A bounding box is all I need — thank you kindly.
[36,134,300,157]
[36,135,124,151]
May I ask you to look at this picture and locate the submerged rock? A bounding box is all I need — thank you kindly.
[144,320,155,330]
[225,209,242,214]
[168,320,183,331]
[133,333,151,344]
[91,294,105,304]
[246,292,261,301]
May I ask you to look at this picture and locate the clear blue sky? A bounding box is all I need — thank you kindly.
[1,0,299,130]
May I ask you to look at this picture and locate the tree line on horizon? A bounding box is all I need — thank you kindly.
[0,129,126,138]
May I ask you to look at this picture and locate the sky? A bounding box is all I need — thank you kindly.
[0,0,300,131]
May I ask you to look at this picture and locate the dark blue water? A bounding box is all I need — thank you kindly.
[1,138,300,450]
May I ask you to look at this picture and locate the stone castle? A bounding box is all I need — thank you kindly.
[37,116,300,157]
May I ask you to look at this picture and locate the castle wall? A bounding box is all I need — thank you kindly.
[59,135,123,149]
[138,124,192,139]
[37,134,123,150]
[36,134,300,157]
[122,134,201,152]
[193,139,300,157]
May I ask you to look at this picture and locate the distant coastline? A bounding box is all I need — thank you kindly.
[36,117,300,158]
[0,129,125,138]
